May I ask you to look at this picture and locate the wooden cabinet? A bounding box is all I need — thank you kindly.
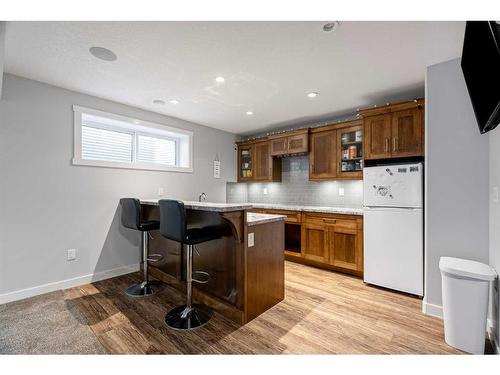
[336,124,364,179]
[301,213,363,275]
[237,143,255,182]
[361,99,424,160]
[269,129,309,156]
[301,222,329,263]
[250,209,364,276]
[309,119,363,180]
[326,219,363,272]
[364,114,392,159]
[253,141,271,180]
[270,137,287,156]
[391,108,424,157]
[237,140,281,183]
[309,129,337,180]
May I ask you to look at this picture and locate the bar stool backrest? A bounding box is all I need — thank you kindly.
[119,198,141,230]
[159,199,187,243]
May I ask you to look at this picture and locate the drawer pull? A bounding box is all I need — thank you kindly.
[323,219,337,224]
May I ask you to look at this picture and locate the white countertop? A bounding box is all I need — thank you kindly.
[247,212,287,226]
[139,199,362,215]
[140,198,253,212]
[250,203,363,216]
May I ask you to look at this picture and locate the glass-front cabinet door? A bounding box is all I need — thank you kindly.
[336,124,363,179]
[238,144,254,182]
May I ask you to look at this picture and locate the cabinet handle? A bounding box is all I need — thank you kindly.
[395,137,398,151]
[385,138,389,152]
[323,219,337,224]
[393,137,396,152]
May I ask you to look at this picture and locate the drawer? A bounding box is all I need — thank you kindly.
[303,213,358,229]
[263,209,302,223]
[249,208,301,223]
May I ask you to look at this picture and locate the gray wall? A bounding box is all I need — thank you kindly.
[424,58,490,315]
[0,74,237,299]
[489,128,500,349]
[0,22,5,98]
[227,155,363,207]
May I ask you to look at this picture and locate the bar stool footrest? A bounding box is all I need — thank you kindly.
[192,271,210,284]
[147,253,164,262]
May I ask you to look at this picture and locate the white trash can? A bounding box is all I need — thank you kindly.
[439,257,497,354]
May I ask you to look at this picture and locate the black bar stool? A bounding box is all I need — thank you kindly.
[119,198,162,297]
[159,199,222,330]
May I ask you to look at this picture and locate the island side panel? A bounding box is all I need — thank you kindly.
[245,220,285,322]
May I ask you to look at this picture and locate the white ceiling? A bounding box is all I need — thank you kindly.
[4,21,465,135]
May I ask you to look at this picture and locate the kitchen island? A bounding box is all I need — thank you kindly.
[139,199,285,324]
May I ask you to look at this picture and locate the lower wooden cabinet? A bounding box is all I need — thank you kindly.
[326,220,363,272]
[301,222,329,263]
[301,213,363,275]
[249,208,364,276]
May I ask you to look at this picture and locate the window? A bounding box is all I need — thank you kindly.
[73,105,193,172]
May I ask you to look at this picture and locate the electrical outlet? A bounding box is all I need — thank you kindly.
[263,188,268,195]
[67,249,76,261]
[338,187,345,196]
[248,233,255,247]
[158,187,164,196]
[493,186,499,203]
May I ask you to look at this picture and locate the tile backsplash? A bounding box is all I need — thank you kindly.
[226,155,363,207]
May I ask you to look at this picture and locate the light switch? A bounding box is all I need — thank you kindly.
[248,232,255,247]
[338,187,345,196]
[263,188,268,195]
[493,186,499,203]
[158,187,164,196]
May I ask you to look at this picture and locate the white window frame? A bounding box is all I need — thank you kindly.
[72,105,193,173]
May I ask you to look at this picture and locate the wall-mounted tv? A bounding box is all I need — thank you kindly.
[461,21,500,134]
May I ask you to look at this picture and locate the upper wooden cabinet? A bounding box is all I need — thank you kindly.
[391,108,424,157]
[309,119,363,180]
[309,129,337,180]
[237,139,281,183]
[364,114,392,159]
[360,99,424,160]
[269,129,309,156]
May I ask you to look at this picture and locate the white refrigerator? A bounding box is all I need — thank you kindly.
[363,163,423,296]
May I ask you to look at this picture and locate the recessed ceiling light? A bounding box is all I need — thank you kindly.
[89,46,117,61]
[170,99,179,105]
[307,92,319,98]
[323,21,340,32]
[215,76,225,83]
[246,111,254,116]
[153,99,165,105]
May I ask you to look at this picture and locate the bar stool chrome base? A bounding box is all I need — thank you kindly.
[165,304,212,330]
[126,281,161,297]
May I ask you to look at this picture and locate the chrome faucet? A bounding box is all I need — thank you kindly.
[198,192,207,202]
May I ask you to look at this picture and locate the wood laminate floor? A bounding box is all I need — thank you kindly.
[64,261,463,354]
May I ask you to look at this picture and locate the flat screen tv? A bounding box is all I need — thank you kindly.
[461,21,500,134]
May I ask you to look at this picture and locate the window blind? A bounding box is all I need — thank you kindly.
[81,124,133,163]
[137,135,176,166]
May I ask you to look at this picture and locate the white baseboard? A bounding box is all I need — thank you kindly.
[422,300,443,318]
[0,263,140,305]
